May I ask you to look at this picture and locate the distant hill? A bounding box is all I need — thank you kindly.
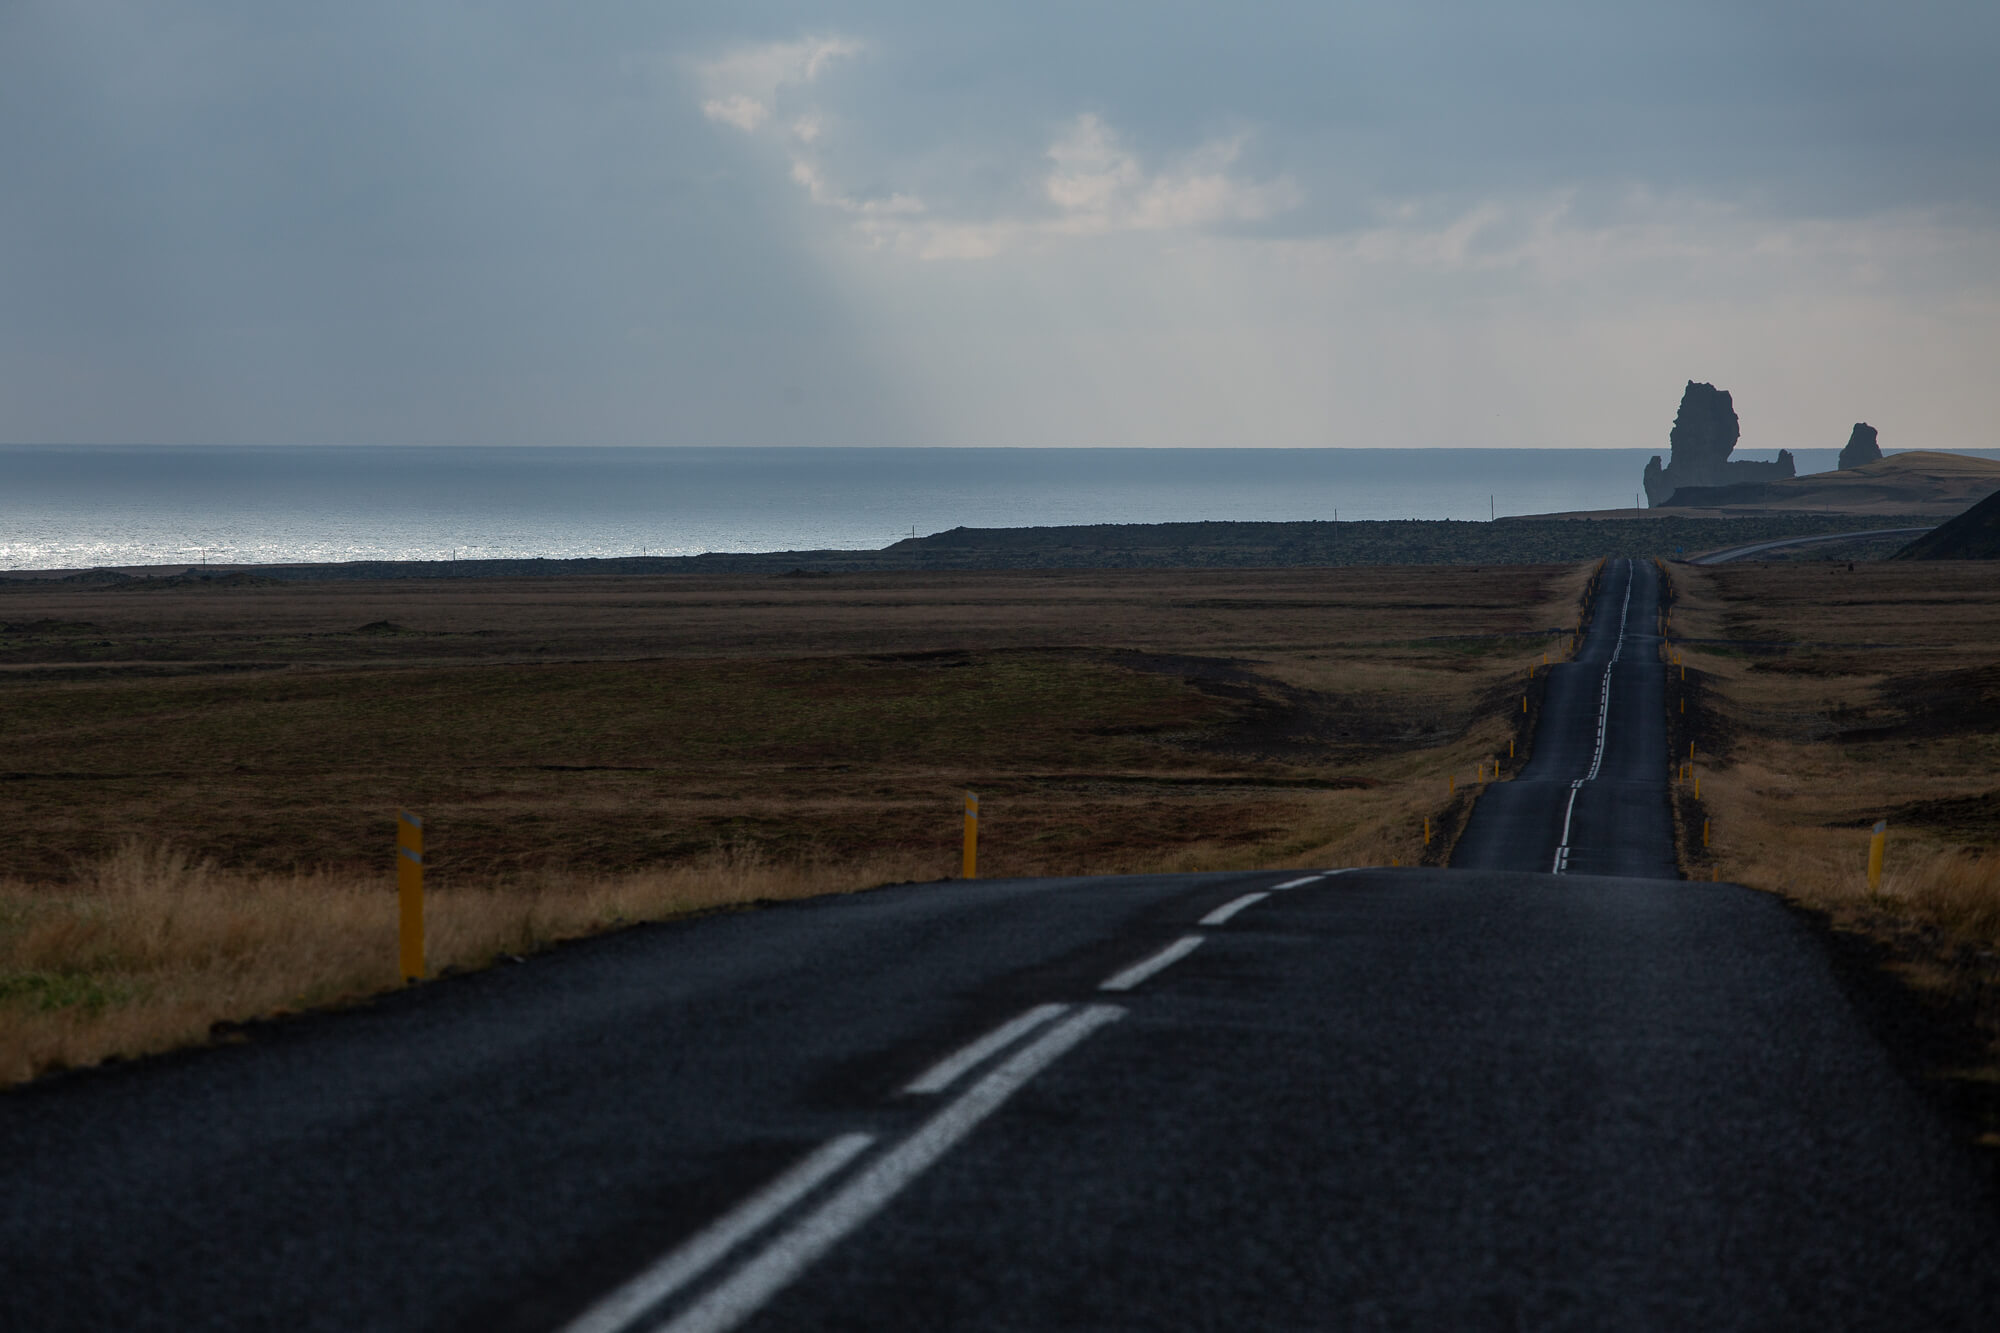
[1659,451,2000,516]
[1892,486,2000,560]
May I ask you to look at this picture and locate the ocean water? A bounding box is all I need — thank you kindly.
[0,445,1967,571]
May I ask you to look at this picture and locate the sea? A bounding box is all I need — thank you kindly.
[0,445,1985,572]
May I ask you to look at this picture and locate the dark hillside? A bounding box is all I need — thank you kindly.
[1892,487,2000,560]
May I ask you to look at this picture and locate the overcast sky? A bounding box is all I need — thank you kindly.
[3,1,1997,449]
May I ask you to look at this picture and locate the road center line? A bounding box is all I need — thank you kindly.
[659,1005,1126,1333]
[1199,892,1270,926]
[1099,935,1204,992]
[1269,875,1323,891]
[1553,563,1635,874]
[559,1132,877,1333]
[901,1003,1069,1096]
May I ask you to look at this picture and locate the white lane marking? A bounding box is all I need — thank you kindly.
[1554,562,1637,874]
[559,1133,876,1333]
[1098,935,1205,992]
[1269,875,1323,890]
[1199,891,1270,926]
[901,1003,1069,1096]
[660,1005,1126,1333]
[1549,781,1584,874]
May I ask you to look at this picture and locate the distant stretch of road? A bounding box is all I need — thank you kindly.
[3,561,1995,1330]
[1691,526,1932,564]
[1452,557,1675,877]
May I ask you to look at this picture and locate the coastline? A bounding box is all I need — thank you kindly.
[0,512,1921,583]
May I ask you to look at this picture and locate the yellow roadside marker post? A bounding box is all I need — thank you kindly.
[1867,819,1887,891]
[962,792,979,879]
[1423,818,1431,847]
[1509,737,1515,758]
[397,811,424,983]
[1703,818,1710,848]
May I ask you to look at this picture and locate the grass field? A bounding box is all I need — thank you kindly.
[0,564,1587,1082]
[1664,561,2000,928]
[1663,560,2000,1117]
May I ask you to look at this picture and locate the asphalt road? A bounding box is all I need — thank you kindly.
[1452,557,1677,877]
[1690,527,1933,564]
[4,561,1997,1330]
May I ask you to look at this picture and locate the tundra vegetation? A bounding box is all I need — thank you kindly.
[0,565,1585,1083]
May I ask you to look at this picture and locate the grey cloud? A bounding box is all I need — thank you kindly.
[0,0,1996,445]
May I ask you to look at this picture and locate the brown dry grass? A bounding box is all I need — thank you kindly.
[1663,560,2000,1148]
[1663,560,2000,945]
[0,564,1591,1083]
[0,840,936,1084]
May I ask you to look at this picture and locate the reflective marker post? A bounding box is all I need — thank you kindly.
[961,793,979,880]
[1867,819,1887,892]
[398,811,425,982]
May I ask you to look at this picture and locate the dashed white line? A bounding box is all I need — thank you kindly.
[1198,891,1270,926]
[559,1132,877,1333]
[659,1005,1126,1333]
[901,1003,1069,1095]
[1553,563,1635,875]
[573,868,1356,1331]
[1099,935,1205,992]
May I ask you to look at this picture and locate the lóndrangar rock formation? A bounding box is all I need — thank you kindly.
[1642,381,1796,507]
[1838,422,1883,470]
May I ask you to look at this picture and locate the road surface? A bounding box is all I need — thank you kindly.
[1690,527,1932,565]
[1452,557,1675,877]
[3,560,1995,1330]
